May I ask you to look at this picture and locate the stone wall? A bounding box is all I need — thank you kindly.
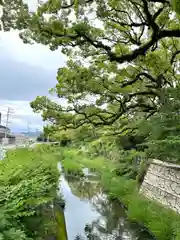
[140,159,180,214]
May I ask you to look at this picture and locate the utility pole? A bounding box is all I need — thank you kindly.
[4,107,13,140]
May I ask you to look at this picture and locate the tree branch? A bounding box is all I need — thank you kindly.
[35,0,180,65]
[121,72,157,87]
[160,29,180,39]
[58,0,94,9]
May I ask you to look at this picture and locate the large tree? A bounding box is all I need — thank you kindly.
[26,0,180,134]
[0,0,30,31]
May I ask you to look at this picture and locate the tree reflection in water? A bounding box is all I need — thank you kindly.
[64,175,101,201]
[64,175,154,240]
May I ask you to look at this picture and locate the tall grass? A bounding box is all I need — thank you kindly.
[101,169,180,240]
[60,148,84,175]
[59,147,114,174]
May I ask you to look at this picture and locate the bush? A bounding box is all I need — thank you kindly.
[0,147,60,240]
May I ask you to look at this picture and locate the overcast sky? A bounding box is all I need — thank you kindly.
[0,30,66,132]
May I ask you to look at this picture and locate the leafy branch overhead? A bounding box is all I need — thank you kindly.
[22,0,180,131]
[23,0,180,60]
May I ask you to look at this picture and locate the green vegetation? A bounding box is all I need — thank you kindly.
[0,147,61,240]
[60,148,84,176]
[54,203,68,240]
[172,0,180,14]
[1,0,180,239]
[26,0,180,164]
[36,132,47,142]
[62,158,83,176]
[59,147,114,175]
[100,168,180,240]
[56,147,180,240]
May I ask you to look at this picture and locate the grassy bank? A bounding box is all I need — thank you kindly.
[57,147,180,240]
[0,146,61,240]
[58,147,115,175]
[101,169,180,240]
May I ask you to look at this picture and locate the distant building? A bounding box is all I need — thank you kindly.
[0,113,15,145]
[14,134,29,145]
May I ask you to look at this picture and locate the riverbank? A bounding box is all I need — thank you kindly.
[57,162,154,239]
[0,145,62,240]
[58,147,180,240]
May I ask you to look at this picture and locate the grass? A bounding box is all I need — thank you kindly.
[58,147,114,175]
[78,151,180,240]
[62,158,84,176]
[0,147,59,185]
[55,146,180,240]
[127,195,180,240]
[100,169,180,240]
[77,156,112,172]
[59,148,84,176]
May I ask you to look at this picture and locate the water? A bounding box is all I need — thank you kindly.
[57,164,155,240]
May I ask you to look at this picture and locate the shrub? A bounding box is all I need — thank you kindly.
[0,147,60,240]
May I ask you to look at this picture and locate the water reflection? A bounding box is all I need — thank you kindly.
[82,197,153,240]
[59,175,100,240]
[65,175,101,200]
[59,172,154,240]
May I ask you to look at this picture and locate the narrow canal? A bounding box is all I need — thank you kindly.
[57,164,155,240]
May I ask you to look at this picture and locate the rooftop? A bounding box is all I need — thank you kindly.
[0,125,10,130]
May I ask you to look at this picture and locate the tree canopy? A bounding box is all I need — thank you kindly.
[0,0,30,31]
[26,0,180,138]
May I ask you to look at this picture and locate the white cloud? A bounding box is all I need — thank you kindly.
[0,20,66,131]
[0,100,43,132]
[0,0,68,131]
[0,97,68,132]
[0,31,66,70]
